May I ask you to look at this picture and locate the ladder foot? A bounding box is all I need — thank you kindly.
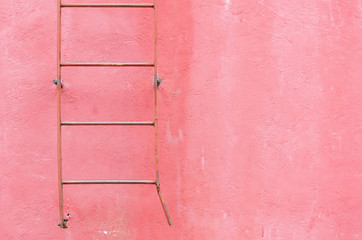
[58,219,68,229]
[156,185,172,225]
[58,214,71,229]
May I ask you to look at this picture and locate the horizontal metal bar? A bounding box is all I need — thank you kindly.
[61,62,154,67]
[61,3,155,8]
[63,180,156,184]
[61,121,154,126]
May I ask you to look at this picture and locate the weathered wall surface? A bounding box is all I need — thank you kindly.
[1,0,362,239]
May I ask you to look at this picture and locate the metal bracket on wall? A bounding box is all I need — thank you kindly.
[58,218,68,229]
[155,75,162,87]
[55,0,172,228]
[53,78,63,88]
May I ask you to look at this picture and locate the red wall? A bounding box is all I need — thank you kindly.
[1,0,362,239]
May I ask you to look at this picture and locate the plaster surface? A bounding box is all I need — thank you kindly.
[0,0,362,239]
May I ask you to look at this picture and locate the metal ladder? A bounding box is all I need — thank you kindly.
[54,0,172,228]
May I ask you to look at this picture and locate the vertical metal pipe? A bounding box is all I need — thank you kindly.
[57,0,66,228]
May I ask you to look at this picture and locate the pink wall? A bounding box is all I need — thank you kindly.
[1,0,362,239]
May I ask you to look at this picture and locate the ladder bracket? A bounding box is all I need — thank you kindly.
[58,213,71,228]
[53,78,63,88]
[58,218,68,229]
[154,76,162,87]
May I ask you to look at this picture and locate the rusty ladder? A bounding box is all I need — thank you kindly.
[54,0,172,228]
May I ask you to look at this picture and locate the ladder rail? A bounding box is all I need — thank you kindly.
[56,0,66,229]
[153,0,172,226]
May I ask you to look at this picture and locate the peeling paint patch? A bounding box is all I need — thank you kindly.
[201,147,205,171]
[178,129,183,141]
[224,0,231,10]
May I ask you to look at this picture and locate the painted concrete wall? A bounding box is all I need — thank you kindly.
[1,0,362,239]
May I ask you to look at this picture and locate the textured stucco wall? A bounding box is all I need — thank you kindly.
[1,0,362,239]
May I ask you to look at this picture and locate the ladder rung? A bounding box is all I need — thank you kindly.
[63,180,156,184]
[61,3,155,8]
[61,121,155,126]
[61,62,154,67]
